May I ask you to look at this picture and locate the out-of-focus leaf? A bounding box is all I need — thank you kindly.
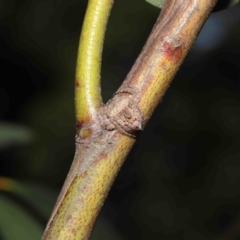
[11,182,57,219]
[0,193,43,240]
[0,122,33,149]
[0,177,57,219]
[145,0,165,8]
[229,0,239,6]
[145,0,240,9]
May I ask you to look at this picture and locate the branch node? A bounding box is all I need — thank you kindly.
[99,86,144,137]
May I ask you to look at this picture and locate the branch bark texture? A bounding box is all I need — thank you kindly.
[42,0,218,239]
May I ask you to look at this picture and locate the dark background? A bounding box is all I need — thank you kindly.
[1,0,240,239]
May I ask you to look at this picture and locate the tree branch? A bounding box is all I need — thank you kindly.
[42,0,218,239]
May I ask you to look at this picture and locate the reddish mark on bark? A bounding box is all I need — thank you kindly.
[76,120,84,130]
[76,116,91,131]
[162,41,183,62]
[99,152,107,159]
[76,81,80,88]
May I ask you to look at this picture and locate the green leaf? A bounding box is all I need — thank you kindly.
[0,122,33,149]
[0,193,43,240]
[145,0,166,8]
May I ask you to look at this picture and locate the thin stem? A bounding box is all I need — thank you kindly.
[75,0,113,124]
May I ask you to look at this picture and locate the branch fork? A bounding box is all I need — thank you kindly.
[42,0,218,239]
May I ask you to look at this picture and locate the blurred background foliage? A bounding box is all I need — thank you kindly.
[0,0,240,239]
